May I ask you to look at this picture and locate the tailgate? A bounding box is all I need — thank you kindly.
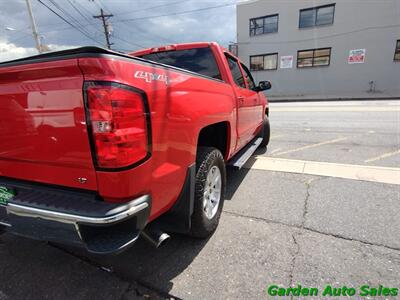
[0,59,97,190]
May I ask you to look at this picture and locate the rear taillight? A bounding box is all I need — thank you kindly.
[85,82,149,169]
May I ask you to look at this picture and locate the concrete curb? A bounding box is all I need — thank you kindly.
[247,156,400,185]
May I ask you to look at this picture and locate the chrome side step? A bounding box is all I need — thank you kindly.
[228,137,262,170]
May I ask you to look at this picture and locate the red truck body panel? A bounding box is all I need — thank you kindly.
[0,42,268,223]
[78,55,238,220]
[0,59,98,190]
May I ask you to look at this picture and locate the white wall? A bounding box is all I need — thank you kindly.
[237,0,400,97]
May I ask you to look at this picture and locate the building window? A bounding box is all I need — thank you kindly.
[250,53,278,71]
[299,4,335,28]
[395,40,400,61]
[297,48,331,68]
[250,14,278,36]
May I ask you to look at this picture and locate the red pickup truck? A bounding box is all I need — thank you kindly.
[0,42,270,254]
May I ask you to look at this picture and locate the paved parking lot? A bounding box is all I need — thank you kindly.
[0,100,399,300]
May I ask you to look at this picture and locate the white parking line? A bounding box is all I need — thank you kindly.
[273,137,348,156]
[271,134,285,139]
[269,148,282,154]
[364,149,400,163]
[246,157,400,185]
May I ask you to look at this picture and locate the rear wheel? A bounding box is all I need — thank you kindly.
[190,147,226,238]
[259,116,270,147]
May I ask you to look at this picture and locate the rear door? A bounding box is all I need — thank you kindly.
[224,54,259,150]
[240,62,264,130]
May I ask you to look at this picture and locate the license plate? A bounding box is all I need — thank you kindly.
[0,186,16,205]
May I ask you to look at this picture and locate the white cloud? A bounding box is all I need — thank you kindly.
[0,39,37,62]
[0,38,81,63]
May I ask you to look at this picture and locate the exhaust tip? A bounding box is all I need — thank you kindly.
[141,230,170,248]
[156,232,171,248]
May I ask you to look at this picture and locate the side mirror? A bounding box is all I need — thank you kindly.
[257,80,271,91]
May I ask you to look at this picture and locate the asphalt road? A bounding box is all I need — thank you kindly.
[0,100,399,300]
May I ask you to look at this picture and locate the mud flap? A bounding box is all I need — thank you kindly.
[154,164,195,234]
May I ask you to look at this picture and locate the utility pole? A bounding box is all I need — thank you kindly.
[25,0,42,53]
[93,9,113,49]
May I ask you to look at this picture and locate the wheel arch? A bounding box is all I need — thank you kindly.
[196,121,231,160]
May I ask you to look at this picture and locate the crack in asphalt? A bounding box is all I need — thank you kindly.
[223,211,400,252]
[301,226,400,252]
[48,242,180,300]
[301,178,314,227]
[288,179,315,295]
[289,178,316,295]
[223,210,300,228]
[289,232,301,300]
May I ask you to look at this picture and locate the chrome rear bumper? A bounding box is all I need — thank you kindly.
[0,177,151,254]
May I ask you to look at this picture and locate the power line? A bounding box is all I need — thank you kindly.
[67,0,101,22]
[90,2,148,50]
[94,0,111,13]
[34,1,240,49]
[111,33,145,49]
[91,1,236,49]
[113,0,188,17]
[65,1,144,49]
[28,3,145,49]
[92,0,103,11]
[66,0,97,27]
[47,0,92,32]
[113,2,238,23]
[36,0,103,46]
[89,0,186,48]
[37,1,238,29]
[48,0,105,45]
[108,1,186,46]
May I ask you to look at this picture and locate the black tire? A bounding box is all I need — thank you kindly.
[190,147,226,238]
[259,116,271,147]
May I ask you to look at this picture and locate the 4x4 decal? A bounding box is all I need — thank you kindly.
[134,70,169,85]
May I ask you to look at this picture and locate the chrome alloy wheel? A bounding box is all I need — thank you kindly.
[203,166,222,220]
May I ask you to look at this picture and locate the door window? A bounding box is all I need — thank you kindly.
[225,55,246,88]
[240,63,256,90]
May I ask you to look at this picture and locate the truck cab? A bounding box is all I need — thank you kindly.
[131,42,270,156]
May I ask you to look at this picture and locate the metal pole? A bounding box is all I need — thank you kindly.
[25,0,42,53]
[93,9,113,49]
